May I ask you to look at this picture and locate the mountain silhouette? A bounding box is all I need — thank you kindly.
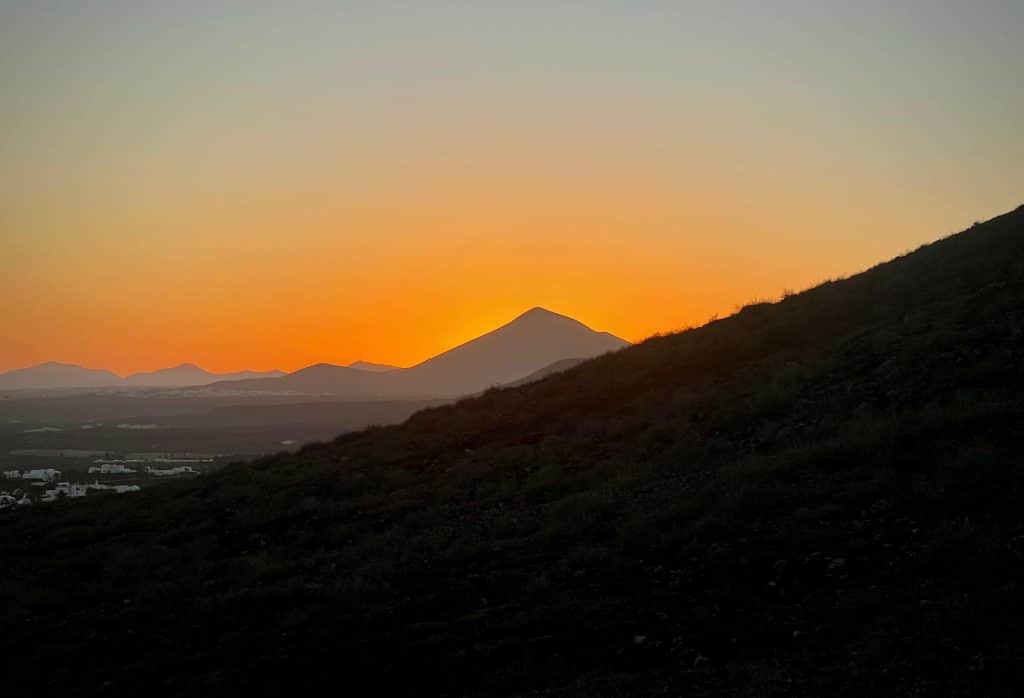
[3,311,623,394]
[241,362,398,395]
[209,307,628,397]
[0,361,122,390]
[396,308,627,396]
[123,363,284,387]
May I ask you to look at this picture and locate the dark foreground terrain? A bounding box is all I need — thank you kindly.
[3,206,1024,696]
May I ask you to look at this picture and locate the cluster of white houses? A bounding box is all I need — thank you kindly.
[1,459,203,509]
[40,481,88,502]
[1,480,144,507]
[5,468,62,482]
[0,491,32,509]
[5,464,198,481]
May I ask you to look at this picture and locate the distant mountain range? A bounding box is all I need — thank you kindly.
[0,308,628,395]
[0,362,285,391]
[205,307,628,398]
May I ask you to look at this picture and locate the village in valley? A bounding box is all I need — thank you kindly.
[0,455,213,510]
[0,399,291,513]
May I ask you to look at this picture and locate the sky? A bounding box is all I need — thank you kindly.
[2,1,1021,374]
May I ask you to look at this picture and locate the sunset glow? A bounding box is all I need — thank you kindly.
[3,2,1021,374]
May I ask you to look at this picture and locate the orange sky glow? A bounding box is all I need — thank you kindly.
[2,3,1021,375]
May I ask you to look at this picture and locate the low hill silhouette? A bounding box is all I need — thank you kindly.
[503,356,588,387]
[347,360,401,372]
[124,363,284,387]
[3,205,1024,696]
[0,361,121,390]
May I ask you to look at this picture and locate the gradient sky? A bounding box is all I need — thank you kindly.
[2,1,1021,374]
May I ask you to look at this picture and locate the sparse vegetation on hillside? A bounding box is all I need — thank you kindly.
[3,206,1024,697]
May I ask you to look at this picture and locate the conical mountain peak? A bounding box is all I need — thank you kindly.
[512,306,572,322]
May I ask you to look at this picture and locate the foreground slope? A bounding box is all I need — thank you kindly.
[3,206,1024,696]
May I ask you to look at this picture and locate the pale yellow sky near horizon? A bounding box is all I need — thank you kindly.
[2,2,1021,374]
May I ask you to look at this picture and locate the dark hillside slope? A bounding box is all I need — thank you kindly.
[3,205,1024,697]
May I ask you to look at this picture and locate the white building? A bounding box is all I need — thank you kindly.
[22,469,61,483]
[64,482,88,497]
[88,482,141,494]
[146,466,198,477]
[3,470,20,480]
[42,482,87,501]
[88,463,137,474]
